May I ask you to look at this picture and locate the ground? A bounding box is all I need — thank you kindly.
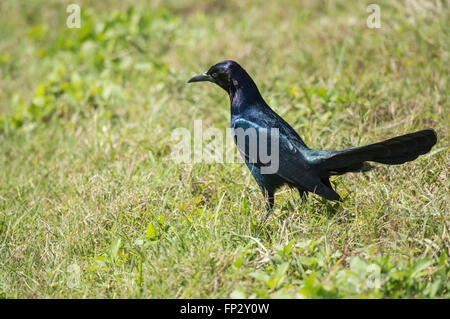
[0,0,448,298]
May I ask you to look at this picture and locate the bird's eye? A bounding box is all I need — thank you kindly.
[211,72,218,78]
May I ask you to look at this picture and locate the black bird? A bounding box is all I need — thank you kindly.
[188,60,437,218]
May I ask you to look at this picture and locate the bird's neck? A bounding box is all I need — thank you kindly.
[228,76,265,114]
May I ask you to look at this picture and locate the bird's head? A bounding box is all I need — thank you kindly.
[187,60,246,92]
[188,60,263,106]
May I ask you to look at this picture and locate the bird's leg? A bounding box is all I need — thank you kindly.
[297,188,308,202]
[262,190,274,221]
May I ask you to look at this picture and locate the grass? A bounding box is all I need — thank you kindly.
[0,0,448,298]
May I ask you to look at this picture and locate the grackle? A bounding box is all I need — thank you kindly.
[188,60,437,219]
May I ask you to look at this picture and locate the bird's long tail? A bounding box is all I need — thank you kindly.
[318,129,437,176]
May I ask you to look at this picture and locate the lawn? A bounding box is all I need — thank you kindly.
[0,0,448,298]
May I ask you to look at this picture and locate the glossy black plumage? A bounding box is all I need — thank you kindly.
[188,60,438,217]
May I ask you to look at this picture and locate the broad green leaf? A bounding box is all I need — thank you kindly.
[146,222,157,239]
[411,259,434,278]
[110,237,122,261]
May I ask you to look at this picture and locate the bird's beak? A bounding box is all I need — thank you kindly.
[187,72,211,83]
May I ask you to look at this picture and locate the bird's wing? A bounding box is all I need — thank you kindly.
[232,118,339,200]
